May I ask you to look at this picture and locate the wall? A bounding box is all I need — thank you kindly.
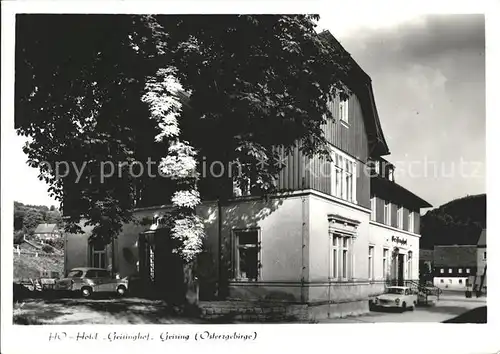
[477,246,486,278]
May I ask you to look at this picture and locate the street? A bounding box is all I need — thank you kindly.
[320,291,487,323]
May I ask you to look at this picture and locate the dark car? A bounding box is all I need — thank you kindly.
[54,267,128,298]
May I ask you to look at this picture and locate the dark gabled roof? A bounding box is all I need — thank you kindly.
[477,229,486,247]
[420,249,434,262]
[371,175,432,209]
[33,223,58,234]
[318,30,390,158]
[433,245,477,267]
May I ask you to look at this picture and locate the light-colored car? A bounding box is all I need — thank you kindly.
[373,286,417,310]
[54,267,128,298]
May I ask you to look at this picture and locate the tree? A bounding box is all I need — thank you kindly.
[16,15,350,263]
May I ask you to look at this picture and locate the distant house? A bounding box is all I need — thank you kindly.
[433,245,477,290]
[33,223,61,241]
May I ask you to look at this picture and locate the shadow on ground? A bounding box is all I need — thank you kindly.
[13,297,207,325]
[443,306,487,323]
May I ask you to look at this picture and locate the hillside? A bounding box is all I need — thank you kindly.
[13,253,64,280]
[420,193,486,249]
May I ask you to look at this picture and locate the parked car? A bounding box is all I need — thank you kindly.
[54,267,128,298]
[372,286,417,311]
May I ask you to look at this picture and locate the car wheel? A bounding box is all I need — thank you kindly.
[81,287,92,298]
[116,285,127,297]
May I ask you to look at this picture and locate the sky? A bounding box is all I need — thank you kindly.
[318,13,486,209]
[12,13,486,209]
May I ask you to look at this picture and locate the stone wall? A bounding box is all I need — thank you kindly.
[198,299,371,322]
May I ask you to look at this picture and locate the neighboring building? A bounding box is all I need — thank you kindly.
[33,223,61,241]
[64,30,431,318]
[433,245,477,290]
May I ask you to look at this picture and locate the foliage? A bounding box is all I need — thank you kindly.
[16,15,351,259]
[14,201,63,235]
[420,193,486,249]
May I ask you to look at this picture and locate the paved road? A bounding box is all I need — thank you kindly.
[321,292,486,323]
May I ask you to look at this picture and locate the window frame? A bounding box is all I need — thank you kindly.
[330,234,352,281]
[408,211,415,233]
[232,228,262,282]
[440,268,444,274]
[384,200,391,225]
[397,206,403,229]
[382,248,389,279]
[89,240,106,269]
[330,147,357,204]
[339,98,349,124]
[370,196,376,221]
[368,245,374,280]
[448,268,453,274]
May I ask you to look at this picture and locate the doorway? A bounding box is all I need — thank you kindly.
[397,254,405,286]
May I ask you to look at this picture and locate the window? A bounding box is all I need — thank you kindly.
[90,240,106,269]
[331,234,351,280]
[384,201,391,225]
[440,279,444,283]
[330,149,357,203]
[448,279,452,284]
[374,161,381,175]
[466,268,471,274]
[339,99,349,123]
[370,196,376,221]
[458,268,463,274]
[397,206,403,229]
[483,252,487,261]
[368,246,374,280]
[408,211,415,233]
[382,248,389,278]
[233,229,260,281]
[459,279,463,284]
[440,268,444,274]
[448,268,452,274]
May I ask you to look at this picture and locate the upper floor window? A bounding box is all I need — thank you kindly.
[331,148,357,204]
[440,268,444,274]
[339,99,349,124]
[370,196,376,221]
[408,211,415,233]
[384,200,391,225]
[233,229,261,281]
[397,206,403,229]
[448,268,453,274]
[458,268,463,274]
[466,268,471,274]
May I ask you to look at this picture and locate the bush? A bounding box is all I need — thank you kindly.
[45,238,64,250]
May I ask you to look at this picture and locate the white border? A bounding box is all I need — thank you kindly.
[2,1,499,354]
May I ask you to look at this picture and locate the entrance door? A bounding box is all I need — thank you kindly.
[397,254,405,286]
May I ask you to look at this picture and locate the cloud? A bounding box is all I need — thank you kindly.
[327,14,485,207]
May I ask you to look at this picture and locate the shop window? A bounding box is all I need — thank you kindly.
[233,229,261,281]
